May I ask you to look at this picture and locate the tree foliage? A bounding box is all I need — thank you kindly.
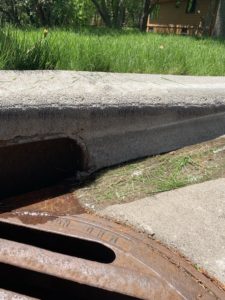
[0,0,154,30]
[0,0,224,36]
[0,0,95,26]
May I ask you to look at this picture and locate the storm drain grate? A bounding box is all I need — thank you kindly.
[0,187,225,299]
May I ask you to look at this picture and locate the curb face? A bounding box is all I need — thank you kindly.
[1,71,225,188]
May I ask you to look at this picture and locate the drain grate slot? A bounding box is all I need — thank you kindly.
[0,263,138,300]
[0,221,115,264]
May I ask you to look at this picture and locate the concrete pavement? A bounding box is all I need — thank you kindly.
[99,178,225,285]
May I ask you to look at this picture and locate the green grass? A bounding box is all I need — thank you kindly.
[75,137,225,209]
[1,26,225,75]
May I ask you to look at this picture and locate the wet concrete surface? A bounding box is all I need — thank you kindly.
[0,184,85,225]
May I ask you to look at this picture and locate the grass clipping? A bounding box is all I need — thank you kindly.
[76,136,225,210]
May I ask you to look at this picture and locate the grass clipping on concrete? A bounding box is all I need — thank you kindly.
[76,136,225,210]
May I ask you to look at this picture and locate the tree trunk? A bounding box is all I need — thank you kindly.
[9,0,20,25]
[113,0,125,28]
[201,0,216,35]
[91,0,112,27]
[140,0,152,32]
[212,0,225,37]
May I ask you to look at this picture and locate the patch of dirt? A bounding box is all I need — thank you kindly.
[74,136,225,211]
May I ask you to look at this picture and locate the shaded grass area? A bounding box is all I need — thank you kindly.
[0,29,59,70]
[1,27,225,75]
[76,137,225,209]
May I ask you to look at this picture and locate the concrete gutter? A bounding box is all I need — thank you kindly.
[1,71,225,174]
[99,179,225,285]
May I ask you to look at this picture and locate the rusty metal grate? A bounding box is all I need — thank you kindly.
[0,186,225,300]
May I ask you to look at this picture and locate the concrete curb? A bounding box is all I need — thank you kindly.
[1,71,225,174]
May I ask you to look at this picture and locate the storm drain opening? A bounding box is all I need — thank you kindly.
[0,221,116,264]
[0,138,85,199]
[0,263,136,300]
